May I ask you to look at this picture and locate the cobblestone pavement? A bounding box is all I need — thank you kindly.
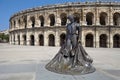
[0,43,120,80]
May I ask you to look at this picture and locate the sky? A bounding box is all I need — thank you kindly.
[0,0,119,31]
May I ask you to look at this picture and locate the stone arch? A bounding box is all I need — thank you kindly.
[86,12,94,25]
[18,19,21,27]
[39,15,44,27]
[60,13,67,26]
[113,34,120,48]
[23,16,27,28]
[49,14,55,26]
[73,13,80,23]
[85,34,94,47]
[30,35,35,46]
[60,33,66,46]
[17,35,20,45]
[113,12,120,26]
[48,34,55,46]
[10,21,12,29]
[30,16,35,28]
[100,34,107,48]
[100,12,108,25]
[14,20,16,28]
[23,34,26,45]
[39,34,44,46]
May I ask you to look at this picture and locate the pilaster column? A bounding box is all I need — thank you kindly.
[9,34,12,44]
[55,31,59,46]
[15,33,18,45]
[96,32,99,48]
[81,32,85,47]
[26,32,30,45]
[16,19,19,29]
[27,15,31,28]
[93,34,96,48]
[82,14,86,25]
[95,7,100,25]
[20,33,23,45]
[11,34,13,44]
[109,7,113,25]
[55,16,61,26]
[44,12,49,26]
[35,32,39,46]
[35,15,39,27]
[110,34,113,48]
[107,35,109,48]
[44,31,48,46]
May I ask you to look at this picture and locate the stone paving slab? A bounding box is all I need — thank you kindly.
[0,43,120,80]
[0,73,35,80]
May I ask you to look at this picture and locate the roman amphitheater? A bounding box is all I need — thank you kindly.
[9,2,120,48]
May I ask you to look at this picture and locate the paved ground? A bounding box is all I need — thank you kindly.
[0,43,120,80]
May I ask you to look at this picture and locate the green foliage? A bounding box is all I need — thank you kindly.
[0,33,9,42]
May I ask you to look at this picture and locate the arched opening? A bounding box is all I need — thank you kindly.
[10,21,12,29]
[113,13,120,26]
[17,35,20,45]
[60,13,67,26]
[49,14,55,26]
[100,12,107,25]
[86,12,94,25]
[30,17,35,28]
[23,16,27,28]
[39,15,44,27]
[14,20,16,28]
[113,34,120,48]
[85,34,93,47]
[18,19,21,27]
[48,34,55,46]
[30,35,34,46]
[23,35,26,45]
[39,34,44,46]
[73,13,80,23]
[60,33,66,46]
[100,34,107,48]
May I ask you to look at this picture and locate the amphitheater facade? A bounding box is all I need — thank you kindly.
[9,2,120,48]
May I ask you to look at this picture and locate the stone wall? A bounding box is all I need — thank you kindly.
[9,2,120,48]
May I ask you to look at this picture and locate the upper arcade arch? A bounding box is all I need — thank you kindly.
[73,13,80,23]
[18,19,21,28]
[23,16,27,28]
[49,14,55,26]
[30,16,35,28]
[39,15,44,27]
[86,12,94,25]
[100,12,108,25]
[60,13,67,26]
[14,20,16,28]
[113,12,120,26]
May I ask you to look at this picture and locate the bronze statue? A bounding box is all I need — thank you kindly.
[46,15,95,75]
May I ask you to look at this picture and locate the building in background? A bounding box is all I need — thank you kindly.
[9,2,120,48]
